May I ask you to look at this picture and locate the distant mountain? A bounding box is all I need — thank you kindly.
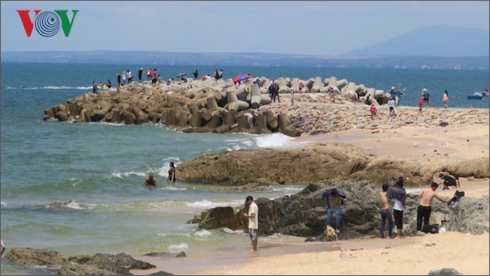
[343,25,489,57]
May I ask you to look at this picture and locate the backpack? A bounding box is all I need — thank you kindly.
[423,224,439,234]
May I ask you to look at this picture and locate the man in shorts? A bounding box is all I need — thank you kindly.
[243,196,258,251]
[422,88,430,108]
[151,69,158,87]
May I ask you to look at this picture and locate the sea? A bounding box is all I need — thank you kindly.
[1,63,488,275]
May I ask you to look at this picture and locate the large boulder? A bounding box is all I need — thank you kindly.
[58,262,113,275]
[4,248,65,266]
[177,142,374,185]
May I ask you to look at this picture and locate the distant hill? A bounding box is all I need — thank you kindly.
[343,25,489,57]
[1,50,488,70]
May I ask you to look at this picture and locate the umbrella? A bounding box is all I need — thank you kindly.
[233,73,251,83]
[176,72,187,78]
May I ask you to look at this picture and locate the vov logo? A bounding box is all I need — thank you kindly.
[17,10,79,37]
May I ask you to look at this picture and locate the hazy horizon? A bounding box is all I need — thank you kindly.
[1,1,488,56]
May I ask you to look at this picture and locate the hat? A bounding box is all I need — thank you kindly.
[140,68,143,70]
[245,196,253,203]
[391,86,395,90]
[422,88,427,92]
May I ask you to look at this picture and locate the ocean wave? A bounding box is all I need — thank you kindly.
[160,186,187,191]
[269,186,304,192]
[108,170,146,179]
[222,228,244,234]
[194,229,212,237]
[1,201,7,206]
[254,133,295,149]
[168,243,188,251]
[185,199,243,209]
[157,232,191,238]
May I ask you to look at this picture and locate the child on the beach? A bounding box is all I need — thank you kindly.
[369,104,377,119]
[290,89,294,106]
[418,94,424,114]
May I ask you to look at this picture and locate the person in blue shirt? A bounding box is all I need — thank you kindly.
[322,188,347,234]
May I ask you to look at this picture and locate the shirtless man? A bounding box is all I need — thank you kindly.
[379,184,393,239]
[144,173,157,187]
[417,182,448,232]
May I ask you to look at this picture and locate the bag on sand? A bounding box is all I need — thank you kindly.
[423,224,439,234]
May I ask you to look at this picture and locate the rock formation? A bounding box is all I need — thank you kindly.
[188,180,489,241]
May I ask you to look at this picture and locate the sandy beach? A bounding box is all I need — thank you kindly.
[131,114,489,276]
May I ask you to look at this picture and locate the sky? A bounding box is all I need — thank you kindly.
[1,1,489,56]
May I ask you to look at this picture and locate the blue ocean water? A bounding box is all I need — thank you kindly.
[0,63,488,274]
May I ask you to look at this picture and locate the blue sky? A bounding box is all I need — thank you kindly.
[1,1,488,56]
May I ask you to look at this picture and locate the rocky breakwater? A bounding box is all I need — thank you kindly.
[258,97,490,135]
[176,141,489,187]
[3,249,172,275]
[188,180,489,241]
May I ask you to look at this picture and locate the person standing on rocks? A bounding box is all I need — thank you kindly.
[290,89,295,106]
[213,69,219,80]
[116,73,121,90]
[298,82,304,96]
[422,88,430,108]
[417,182,448,232]
[151,69,158,87]
[92,81,97,94]
[193,70,198,79]
[138,68,143,83]
[147,68,152,82]
[122,71,126,86]
[218,69,223,79]
[106,80,112,90]
[127,70,133,84]
[243,195,259,252]
[379,183,393,239]
[387,97,396,117]
[387,174,406,239]
[274,81,281,103]
[328,86,335,103]
[442,90,449,109]
[418,93,424,115]
[322,188,347,234]
[166,162,176,184]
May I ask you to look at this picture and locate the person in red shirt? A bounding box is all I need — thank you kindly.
[146,68,152,82]
[151,69,157,87]
[369,104,377,120]
[418,93,424,114]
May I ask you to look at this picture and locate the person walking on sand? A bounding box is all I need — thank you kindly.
[144,173,157,187]
[379,183,393,239]
[387,174,406,239]
[322,188,347,234]
[370,103,377,120]
[422,88,430,108]
[442,90,449,109]
[166,162,176,183]
[417,182,448,232]
[243,195,259,252]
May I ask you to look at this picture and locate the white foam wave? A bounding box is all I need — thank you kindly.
[185,199,243,209]
[269,186,304,192]
[194,229,212,237]
[108,170,146,179]
[222,228,244,234]
[157,233,191,238]
[168,243,188,250]
[1,201,7,206]
[17,86,92,90]
[254,133,295,149]
[161,186,187,191]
